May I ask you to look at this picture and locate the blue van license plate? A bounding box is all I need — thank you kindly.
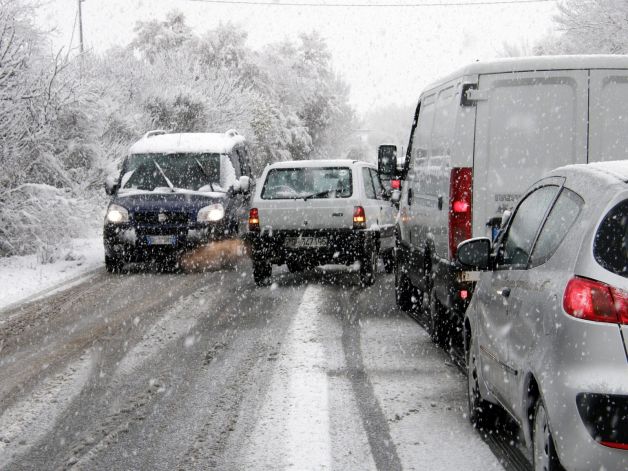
[146,235,177,246]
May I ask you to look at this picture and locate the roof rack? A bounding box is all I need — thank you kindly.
[143,130,168,139]
[224,129,240,138]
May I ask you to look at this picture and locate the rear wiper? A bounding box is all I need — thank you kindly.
[195,158,215,192]
[153,160,176,193]
[302,189,333,201]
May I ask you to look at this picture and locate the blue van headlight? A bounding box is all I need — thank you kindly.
[106,204,129,223]
[197,203,224,222]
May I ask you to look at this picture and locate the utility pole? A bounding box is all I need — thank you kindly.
[78,0,84,54]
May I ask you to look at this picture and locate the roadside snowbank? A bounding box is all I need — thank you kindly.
[0,238,103,311]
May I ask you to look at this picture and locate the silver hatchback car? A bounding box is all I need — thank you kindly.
[457,161,628,471]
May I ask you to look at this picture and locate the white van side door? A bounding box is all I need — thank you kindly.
[472,70,588,239]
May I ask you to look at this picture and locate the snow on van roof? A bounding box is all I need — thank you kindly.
[267,159,372,169]
[423,55,628,93]
[554,160,628,184]
[129,132,245,155]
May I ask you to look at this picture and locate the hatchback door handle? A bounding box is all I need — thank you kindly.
[498,287,511,298]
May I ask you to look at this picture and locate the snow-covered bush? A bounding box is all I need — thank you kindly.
[0,5,356,260]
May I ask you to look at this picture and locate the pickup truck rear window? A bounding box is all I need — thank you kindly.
[594,199,628,278]
[261,167,352,200]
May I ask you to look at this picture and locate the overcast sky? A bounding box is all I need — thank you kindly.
[39,0,559,114]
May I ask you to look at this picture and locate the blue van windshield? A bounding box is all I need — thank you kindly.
[121,153,222,192]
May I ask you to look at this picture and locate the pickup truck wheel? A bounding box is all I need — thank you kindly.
[105,255,124,273]
[359,247,377,287]
[253,261,272,286]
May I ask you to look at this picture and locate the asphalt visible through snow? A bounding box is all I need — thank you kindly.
[0,254,531,471]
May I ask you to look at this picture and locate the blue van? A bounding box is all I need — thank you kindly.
[103,130,252,271]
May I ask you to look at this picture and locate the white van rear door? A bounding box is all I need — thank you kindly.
[589,70,628,163]
[472,70,588,238]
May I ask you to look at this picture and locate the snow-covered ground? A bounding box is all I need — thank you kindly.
[0,238,103,311]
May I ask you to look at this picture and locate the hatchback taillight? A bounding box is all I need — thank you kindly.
[249,208,260,232]
[563,277,628,324]
[449,167,473,259]
[353,206,366,229]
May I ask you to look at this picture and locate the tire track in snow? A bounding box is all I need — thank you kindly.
[243,284,332,470]
[339,287,403,471]
[112,286,214,379]
[0,353,94,469]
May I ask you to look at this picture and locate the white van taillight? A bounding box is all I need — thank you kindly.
[353,206,366,229]
[249,208,260,232]
[563,277,628,325]
[448,167,472,259]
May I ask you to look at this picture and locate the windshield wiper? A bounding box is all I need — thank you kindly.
[195,158,215,192]
[302,189,333,201]
[153,160,176,193]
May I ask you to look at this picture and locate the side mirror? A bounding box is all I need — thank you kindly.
[378,145,397,178]
[238,175,251,194]
[390,189,401,204]
[501,209,512,227]
[456,237,492,271]
[104,175,119,196]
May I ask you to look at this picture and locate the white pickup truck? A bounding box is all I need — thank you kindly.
[246,159,397,286]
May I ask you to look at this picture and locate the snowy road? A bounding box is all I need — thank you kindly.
[0,257,522,470]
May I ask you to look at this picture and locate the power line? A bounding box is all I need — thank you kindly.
[187,0,555,7]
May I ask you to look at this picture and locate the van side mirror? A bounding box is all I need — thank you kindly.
[104,175,119,196]
[456,237,492,270]
[238,175,251,194]
[377,144,397,178]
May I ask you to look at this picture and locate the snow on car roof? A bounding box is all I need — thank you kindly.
[423,55,628,93]
[267,159,372,169]
[129,132,245,155]
[554,160,628,185]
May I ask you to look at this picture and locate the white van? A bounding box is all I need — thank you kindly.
[394,55,628,345]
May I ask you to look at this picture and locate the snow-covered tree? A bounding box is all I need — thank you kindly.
[535,0,628,55]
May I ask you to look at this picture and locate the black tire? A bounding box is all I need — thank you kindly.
[253,260,272,286]
[382,249,395,274]
[532,399,564,471]
[286,261,304,273]
[395,261,415,311]
[467,334,497,433]
[429,290,449,346]
[359,246,377,287]
[105,255,123,273]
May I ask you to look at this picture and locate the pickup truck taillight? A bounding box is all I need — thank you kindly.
[449,167,473,259]
[353,206,366,229]
[563,277,628,324]
[249,208,260,232]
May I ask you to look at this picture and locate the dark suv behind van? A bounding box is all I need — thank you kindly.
[103,130,252,271]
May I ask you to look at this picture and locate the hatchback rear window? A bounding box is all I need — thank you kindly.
[261,167,352,200]
[594,199,628,278]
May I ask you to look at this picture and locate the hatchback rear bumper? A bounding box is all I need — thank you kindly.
[246,229,377,266]
[542,365,628,470]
